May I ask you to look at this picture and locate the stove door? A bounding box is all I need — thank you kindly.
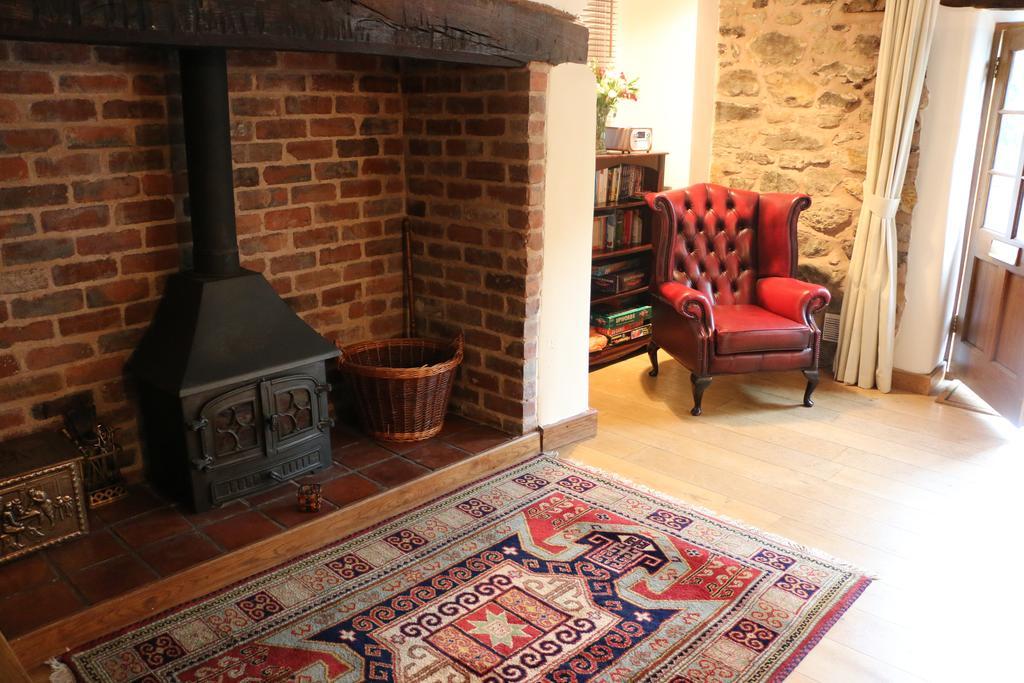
[198,384,266,470]
[262,374,329,458]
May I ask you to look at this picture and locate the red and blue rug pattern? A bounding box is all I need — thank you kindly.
[64,455,870,682]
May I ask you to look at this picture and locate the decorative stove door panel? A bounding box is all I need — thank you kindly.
[195,385,266,470]
[262,374,329,458]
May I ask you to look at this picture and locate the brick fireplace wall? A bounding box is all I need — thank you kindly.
[0,41,545,464]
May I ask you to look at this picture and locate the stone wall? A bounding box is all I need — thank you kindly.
[712,0,918,311]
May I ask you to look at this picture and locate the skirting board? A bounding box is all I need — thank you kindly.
[539,409,598,451]
[892,364,945,395]
[11,431,541,669]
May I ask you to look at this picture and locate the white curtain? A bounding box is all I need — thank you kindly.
[834,0,939,392]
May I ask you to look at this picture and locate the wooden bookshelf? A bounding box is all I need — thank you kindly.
[589,151,666,370]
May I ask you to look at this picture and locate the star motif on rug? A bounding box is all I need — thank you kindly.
[634,611,652,622]
[465,610,533,649]
[502,546,518,555]
[338,629,356,642]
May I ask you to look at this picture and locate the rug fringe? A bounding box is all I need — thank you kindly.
[547,451,880,580]
[47,657,75,683]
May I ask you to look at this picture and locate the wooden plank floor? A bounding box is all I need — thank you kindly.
[565,352,1024,682]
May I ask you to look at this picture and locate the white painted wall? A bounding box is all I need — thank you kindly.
[609,0,716,189]
[536,0,589,15]
[538,63,596,427]
[894,8,1024,375]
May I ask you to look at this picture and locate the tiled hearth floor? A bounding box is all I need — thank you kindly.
[0,414,512,639]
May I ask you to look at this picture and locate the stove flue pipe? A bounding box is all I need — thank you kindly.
[179,48,240,277]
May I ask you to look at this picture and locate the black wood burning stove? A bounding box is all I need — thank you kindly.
[128,50,338,512]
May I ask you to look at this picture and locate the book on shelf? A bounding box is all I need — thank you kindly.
[594,164,647,206]
[592,270,648,295]
[592,209,645,251]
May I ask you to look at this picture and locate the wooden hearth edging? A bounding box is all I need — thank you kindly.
[12,431,541,671]
[539,408,598,452]
[0,0,588,67]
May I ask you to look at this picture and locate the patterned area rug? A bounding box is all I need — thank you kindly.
[63,455,870,682]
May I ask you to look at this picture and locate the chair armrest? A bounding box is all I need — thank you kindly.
[756,277,830,325]
[653,281,715,330]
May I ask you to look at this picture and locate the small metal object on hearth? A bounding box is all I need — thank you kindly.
[297,483,322,513]
[61,404,128,509]
[0,432,88,565]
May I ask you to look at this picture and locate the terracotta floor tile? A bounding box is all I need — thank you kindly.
[46,528,127,574]
[330,424,363,449]
[187,499,250,527]
[94,486,168,525]
[202,510,282,552]
[360,457,430,488]
[244,482,298,507]
[443,425,510,454]
[112,507,193,549]
[333,440,393,469]
[404,442,473,470]
[0,553,57,595]
[0,580,84,638]
[260,495,338,528]
[437,414,476,438]
[320,473,381,508]
[374,435,435,455]
[67,554,157,605]
[296,463,350,486]
[137,532,222,577]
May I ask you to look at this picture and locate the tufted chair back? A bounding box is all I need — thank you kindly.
[646,184,807,306]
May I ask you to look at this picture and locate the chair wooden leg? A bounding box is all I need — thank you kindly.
[802,369,819,407]
[690,374,712,416]
[647,340,660,377]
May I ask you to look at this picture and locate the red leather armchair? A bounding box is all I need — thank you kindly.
[645,183,830,415]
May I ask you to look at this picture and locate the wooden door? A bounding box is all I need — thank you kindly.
[952,24,1024,425]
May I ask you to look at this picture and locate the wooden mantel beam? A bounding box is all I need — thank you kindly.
[0,0,588,67]
[940,0,1024,8]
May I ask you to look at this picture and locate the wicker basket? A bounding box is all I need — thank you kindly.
[338,334,463,442]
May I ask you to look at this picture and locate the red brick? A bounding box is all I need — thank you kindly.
[487,94,530,114]
[72,176,139,202]
[269,252,315,274]
[231,96,280,117]
[315,202,359,223]
[2,237,74,265]
[319,243,361,265]
[322,283,361,305]
[227,50,277,68]
[0,128,60,153]
[487,185,529,205]
[255,73,305,92]
[232,142,282,164]
[309,117,356,137]
[58,73,128,93]
[294,269,340,291]
[446,96,485,115]
[285,96,332,115]
[41,206,111,233]
[35,152,99,178]
[360,117,399,135]
[426,119,461,136]
[86,279,149,307]
[286,140,334,160]
[343,260,385,281]
[293,226,338,249]
[264,207,312,231]
[361,157,402,175]
[263,164,311,185]
[77,229,142,255]
[465,119,506,136]
[239,234,289,255]
[237,188,287,211]
[145,223,188,247]
[0,71,54,94]
[59,309,121,336]
[117,198,174,225]
[11,291,83,319]
[109,149,165,173]
[0,156,28,181]
[124,300,158,326]
[0,374,62,402]
[336,138,379,157]
[280,52,334,69]
[334,95,379,114]
[26,343,94,370]
[311,74,355,92]
[98,328,144,354]
[66,125,131,149]
[102,100,164,119]
[29,99,96,122]
[141,173,175,196]
[315,160,358,180]
[0,410,25,431]
[0,320,53,347]
[121,249,179,274]
[65,356,124,386]
[233,167,258,187]
[360,75,399,93]
[0,100,17,123]
[255,119,306,139]
[336,179,381,198]
[0,214,34,239]
[447,182,483,200]
[0,354,18,379]
[467,161,505,182]
[291,183,336,204]
[13,42,91,63]
[52,259,117,286]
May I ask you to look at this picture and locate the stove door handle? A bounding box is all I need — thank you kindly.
[187,418,213,471]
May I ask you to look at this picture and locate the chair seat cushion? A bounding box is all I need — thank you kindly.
[713,304,813,355]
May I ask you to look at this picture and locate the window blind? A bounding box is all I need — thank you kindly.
[582,0,616,69]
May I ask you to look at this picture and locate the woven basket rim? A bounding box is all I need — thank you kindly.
[338,335,463,380]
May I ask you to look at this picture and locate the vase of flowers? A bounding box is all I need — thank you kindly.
[594,66,639,152]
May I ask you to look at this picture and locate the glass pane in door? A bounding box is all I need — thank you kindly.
[983,173,1019,235]
[1005,50,1024,110]
[992,114,1024,173]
